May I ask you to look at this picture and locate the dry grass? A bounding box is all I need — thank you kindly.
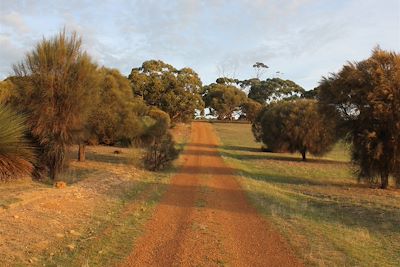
[212,122,400,267]
[0,123,191,266]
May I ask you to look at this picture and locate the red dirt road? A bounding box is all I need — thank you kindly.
[123,122,302,266]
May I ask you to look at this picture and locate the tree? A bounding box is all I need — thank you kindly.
[11,30,99,180]
[258,99,336,161]
[318,48,400,188]
[246,78,305,104]
[241,98,262,122]
[129,60,204,123]
[203,82,247,120]
[0,105,35,180]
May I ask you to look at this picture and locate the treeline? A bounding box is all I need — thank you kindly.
[0,30,399,189]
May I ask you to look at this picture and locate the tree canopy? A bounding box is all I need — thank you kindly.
[257,99,336,160]
[246,78,305,104]
[203,82,247,120]
[318,48,400,188]
[129,60,204,123]
[87,67,146,146]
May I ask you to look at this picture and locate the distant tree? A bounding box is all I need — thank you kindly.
[11,30,99,180]
[303,87,319,99]
[129,60,204,123]
[241,98,263,122]
[0,105,34,180]
[203,82,247,120]
[318,48,400,188]
[247,78,305,104]
[258,99,336,161]
[253,62,269,79]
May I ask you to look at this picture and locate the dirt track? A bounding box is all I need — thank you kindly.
[123,122,302,266]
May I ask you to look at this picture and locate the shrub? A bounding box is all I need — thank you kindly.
[0,105,34,180]
[143,133,178,171]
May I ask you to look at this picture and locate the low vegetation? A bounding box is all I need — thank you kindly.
[213,122,400,266]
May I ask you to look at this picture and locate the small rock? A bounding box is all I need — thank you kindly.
[54,181,67,189]
[98,250,103,254]
[56,233,64,238]
[67,244,75,251]
[13,215,19,219]
[69,230,80,236]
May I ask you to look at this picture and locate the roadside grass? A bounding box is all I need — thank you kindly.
[0,123,191,266]
[212,122,400,267]
[43,123,191,266]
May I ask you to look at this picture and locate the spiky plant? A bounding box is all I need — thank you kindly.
[0,105,34,180]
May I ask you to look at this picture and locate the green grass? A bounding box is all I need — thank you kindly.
[212,123,400,267]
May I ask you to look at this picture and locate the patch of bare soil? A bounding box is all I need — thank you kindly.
[0,146,144,265]
[122,122,302,266]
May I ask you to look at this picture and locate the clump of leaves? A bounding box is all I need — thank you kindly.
[0,105,35,180]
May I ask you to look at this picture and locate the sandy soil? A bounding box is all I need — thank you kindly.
[123,122,302,267]
[0,146,143,265]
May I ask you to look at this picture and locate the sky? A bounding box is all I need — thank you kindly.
[0,0,399,90]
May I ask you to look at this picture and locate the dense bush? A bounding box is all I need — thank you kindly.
[143,133,178,171]
[256,99,336,160]
[11,31,99,180]
[319,48,400,188]
[140,108,178,170]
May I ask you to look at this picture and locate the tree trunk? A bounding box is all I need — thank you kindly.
[301,149,307,161]
[78,144,86,162]
[380,171,389,189]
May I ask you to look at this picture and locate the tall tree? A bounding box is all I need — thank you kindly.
[12,30,99,180]
[203,82,247,120]
[318,48,400,188]
[246,78,305,104]
[257,99,336,161]
[129,60,204,123]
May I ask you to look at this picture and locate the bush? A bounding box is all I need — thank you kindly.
[143,133,178,171]
[0,105,35,180]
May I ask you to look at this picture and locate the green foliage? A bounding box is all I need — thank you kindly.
[303,87,319,99]
[129,60,204,123]
[11,30,99,180]
[257,99,336,160]
[318,47,400,188]
[241,98,263,122]
[87,68,146,145]
[246,78,305,104]
[143,133,178,171]
[140,108,178,170]
[203,82,247,120]
[0,105,35,180]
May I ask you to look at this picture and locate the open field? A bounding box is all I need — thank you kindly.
[212,122,400,267]
[0,124,190,266]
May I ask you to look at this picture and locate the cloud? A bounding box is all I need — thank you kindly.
[0,11,30,33]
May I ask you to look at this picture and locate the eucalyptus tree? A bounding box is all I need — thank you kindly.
[129,60,204,123]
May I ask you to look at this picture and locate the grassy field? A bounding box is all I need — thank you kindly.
[212,122,400,267]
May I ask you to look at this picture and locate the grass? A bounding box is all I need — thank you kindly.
[13,124,192,266]
[212,122,400,267]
